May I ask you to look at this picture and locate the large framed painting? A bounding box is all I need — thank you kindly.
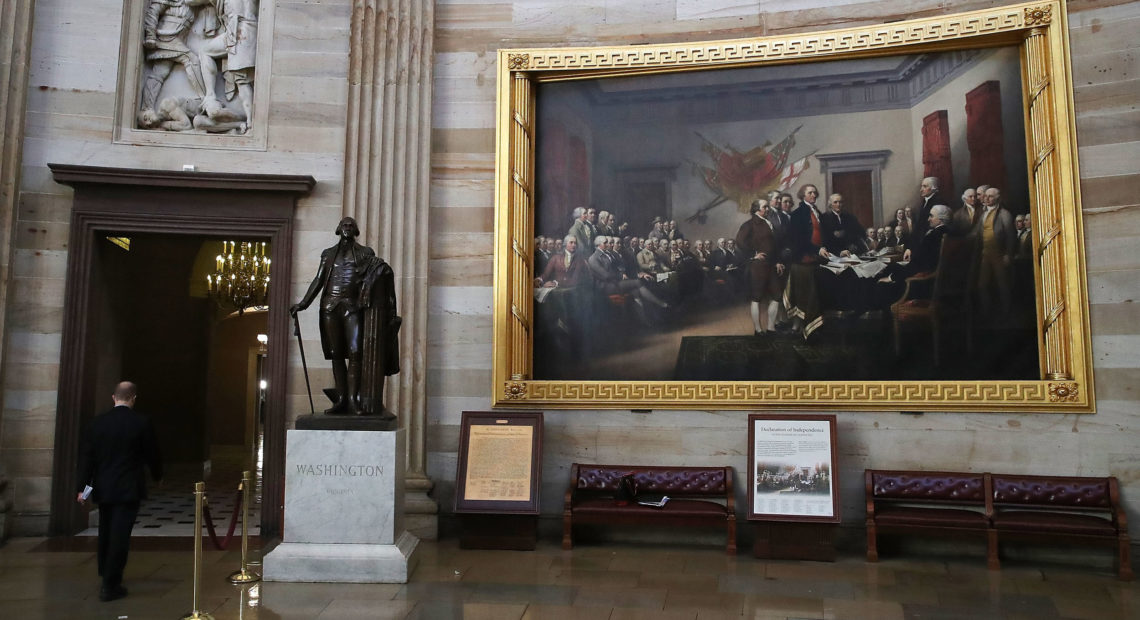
[492,1,1094,412]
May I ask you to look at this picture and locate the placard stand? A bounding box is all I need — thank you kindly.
[752,522,837,562]
[459,513,538,550]
[453,412,543,551]
[746,414,841,562]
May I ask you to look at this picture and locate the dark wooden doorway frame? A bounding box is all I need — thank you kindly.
[831,171,874,233]
[47,164,314,538]
[816,150,892,227]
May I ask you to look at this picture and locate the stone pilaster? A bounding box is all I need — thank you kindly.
[0,0,36,542]
[343,0,436,539]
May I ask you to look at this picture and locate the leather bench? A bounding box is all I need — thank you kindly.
[991,474,1131,580]
[865,469,993,566]
[865,469,1132,579]
[562,463,736,554]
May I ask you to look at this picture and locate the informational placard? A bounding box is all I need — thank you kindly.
[747,414,840,523]
[454,411,543,514]
[463,424,534,501]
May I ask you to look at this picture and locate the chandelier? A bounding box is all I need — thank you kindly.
[206,241,271,314]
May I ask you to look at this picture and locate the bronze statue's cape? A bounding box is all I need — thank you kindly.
[313,241,401,376]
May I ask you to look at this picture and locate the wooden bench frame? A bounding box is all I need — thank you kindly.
[865,469,994,567]
[990,473,1132,580]
[563,463,736,554]
[866,469,1133,580]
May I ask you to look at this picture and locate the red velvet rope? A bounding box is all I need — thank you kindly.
[201,487,243,551]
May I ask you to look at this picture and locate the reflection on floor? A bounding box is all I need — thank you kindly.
[2,537,1135,619]
[78,445,261,538]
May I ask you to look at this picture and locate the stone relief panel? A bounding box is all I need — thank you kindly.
[136,0,258,134]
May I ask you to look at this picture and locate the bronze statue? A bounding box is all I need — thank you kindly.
[291,217,401,418]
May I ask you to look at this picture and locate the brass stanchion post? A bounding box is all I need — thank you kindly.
[181,482,215,620]
[228,470,261,584]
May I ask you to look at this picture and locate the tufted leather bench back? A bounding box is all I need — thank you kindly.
[575,464,728,495]
[871,471,985,503]
[992,475,1111,508]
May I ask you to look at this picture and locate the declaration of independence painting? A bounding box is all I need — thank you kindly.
[530,46,1038,383]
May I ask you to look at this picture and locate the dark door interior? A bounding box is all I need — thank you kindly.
[624,181,671,237]
[832,170,874,229]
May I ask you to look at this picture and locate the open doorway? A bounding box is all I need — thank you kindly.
[48,164,311,538]
[74,234,270,536]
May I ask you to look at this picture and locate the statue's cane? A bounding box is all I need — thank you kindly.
[292,312,316,415]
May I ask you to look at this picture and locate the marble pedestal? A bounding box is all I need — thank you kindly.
[263,428,419,582]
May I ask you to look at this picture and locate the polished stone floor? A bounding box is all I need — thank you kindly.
[0,536,1136,619]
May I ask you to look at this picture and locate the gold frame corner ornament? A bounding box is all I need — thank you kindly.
[1048,382,1079,403]
[1025,6,1053,26]
[504,381,529,400]
[492,1,1095,412]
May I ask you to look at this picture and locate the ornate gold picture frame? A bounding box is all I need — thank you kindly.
[492,1,1093,412]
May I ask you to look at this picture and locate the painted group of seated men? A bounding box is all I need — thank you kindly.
[533,174,1033,344]
[738,177,1033,337]
[534,208,764,320]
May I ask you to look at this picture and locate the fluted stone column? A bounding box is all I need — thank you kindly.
[0,0,36,542]
[0,466,11,542]
[343,0,436,539]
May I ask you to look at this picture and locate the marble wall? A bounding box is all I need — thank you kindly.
[0,0,355,532]
[427,0,1140,531]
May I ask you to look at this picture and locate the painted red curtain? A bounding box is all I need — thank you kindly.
[922,110,954,194]
[965,80,1006,191]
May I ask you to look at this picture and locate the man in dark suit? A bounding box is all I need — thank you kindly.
[890,226,906,252]
[534,236,552,276]
[774,193,795,262]
[1015,214,1032,260]
[76,381,162,602]
[876,204,952,309]
[864,227,878,252]
[820,193,868,257]
[709,238,727,270]
[764,191,789,241]
[622,236,642,275]
[789,184,829,263]
[880,204,952,283]
[910,176,944,245]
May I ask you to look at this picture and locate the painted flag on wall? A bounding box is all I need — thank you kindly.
[688,126,810,223]
[777,157,811,191]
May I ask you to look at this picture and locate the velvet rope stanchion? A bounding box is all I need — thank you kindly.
[201,486,243,551]
[228,471,261,584]
[180,482,215,620]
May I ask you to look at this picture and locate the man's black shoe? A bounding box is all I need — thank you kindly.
[99,586,127,602]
